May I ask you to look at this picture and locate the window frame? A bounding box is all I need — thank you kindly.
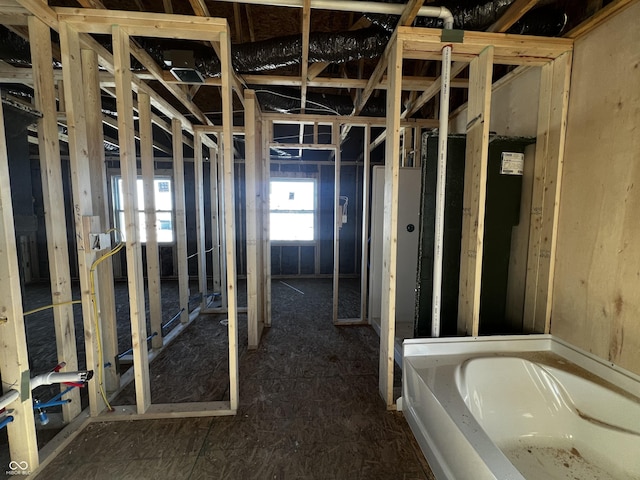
[269,175,318,245]
[111,173,175,245]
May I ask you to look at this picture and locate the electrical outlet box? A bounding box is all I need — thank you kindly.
[89,233,111,251]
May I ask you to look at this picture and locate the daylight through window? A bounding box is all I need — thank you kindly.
[269,179,316,241]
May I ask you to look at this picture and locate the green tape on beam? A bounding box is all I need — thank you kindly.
[441,29,464,43]
[21,370,30,402]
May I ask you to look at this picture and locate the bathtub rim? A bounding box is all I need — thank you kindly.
[402,334,640,398]
[399,334,640,480]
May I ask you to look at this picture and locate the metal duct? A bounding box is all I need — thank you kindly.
[181,26,390,76]
[364,0,517,32]
[365,0,568,36]
[0,26,32,67]
[509,6,568,36]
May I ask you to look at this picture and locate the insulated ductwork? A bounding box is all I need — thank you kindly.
[0,26,32,67]
[364,0,568,36]
[140,27,390,77]
[364,0,516,32]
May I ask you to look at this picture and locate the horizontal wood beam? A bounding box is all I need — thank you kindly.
[55,7,226,38]
[130,71,471,90]
[401,27,573,65]
[263,112,438,127]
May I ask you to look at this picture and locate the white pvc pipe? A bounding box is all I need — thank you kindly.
[210,0,454,24]
[29,371,92,390]
[0,389,19,411]
[431,40,453,338]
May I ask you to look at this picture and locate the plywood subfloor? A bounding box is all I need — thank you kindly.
[23,279,434,479]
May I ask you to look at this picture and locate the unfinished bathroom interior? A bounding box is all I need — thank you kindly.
[0,0,638,478]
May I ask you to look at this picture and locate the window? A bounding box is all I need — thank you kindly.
[112,176,174,243]
[270,179,315,241]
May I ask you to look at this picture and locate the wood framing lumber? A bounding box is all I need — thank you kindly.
[400,27,572,65]
[332,124,341,324]
[300,0,311,113]
[379,38,403,409]
[28,15,81,422]
[523,51,572,333]
[194,132,208,310]
[112,24,151,414]
[16,0,58,29]
[0,92,40,475]
[565,0,636,38]
[139,92,163,350]
[128,42,211,126]
[172,119,190,325]
[59,20,106,417]
[487,0,539,33]
[262,119,272,327]
[245,90,265,349]
[456,46,494,336]
[305,16,371,81]
[220,29,240,411]
[81,48,119,394]
[360,125,371,323]
[186,0,247,105]
[209,147,223,303]
[352,0,424,116]
[55,7,226,38]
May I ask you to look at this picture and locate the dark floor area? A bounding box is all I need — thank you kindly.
[4,278,433,479]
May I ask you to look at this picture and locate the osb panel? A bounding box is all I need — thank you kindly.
[551,2,640,373]
[34,279,435,479]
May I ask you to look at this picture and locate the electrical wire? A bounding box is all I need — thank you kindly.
[13,228,123,412]
[88,228,124,412]
[23,300,82,317]
[253,90,342,116]
[186,246,216,260]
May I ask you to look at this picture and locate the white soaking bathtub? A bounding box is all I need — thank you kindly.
[399,335,640,480]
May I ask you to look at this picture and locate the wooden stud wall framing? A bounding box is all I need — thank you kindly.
[360,125,371,324]
[372,28,573,408]
[262,119,272,327]
[220,29,240,410]
[82,47,119,393]
[217,135,229,312]
[28,15,80,422]
[244,90,266,349]
[331,124,341,324]
[209,147,223,305]
[139,91,163,350]
[173,118,190,325]
[112,24,151,414]
[523,51,572,334]
[194,131,208,310]
[457,46,494,336]
[0,98,40,474]
[379,38,403,408]
[59,21,105,417]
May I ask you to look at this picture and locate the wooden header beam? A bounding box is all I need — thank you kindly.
[400,27,573,65]
[262,112,439,127]
[55,7,226,38]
